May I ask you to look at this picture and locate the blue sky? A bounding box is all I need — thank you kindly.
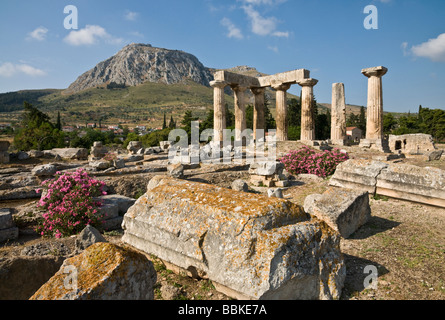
[0,0,444,113]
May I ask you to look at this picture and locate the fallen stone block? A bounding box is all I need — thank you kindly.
[122,176,346,300]
[231,179,248,192]
[31,164,57,177]
[329,159,388,194]
[0,151,9,164]
[51,148,88,160]
[426,149,443,162]
[376,163,445,208]
[30,242,157,300]
[304,188,371,238]
[167,163,184,178]
[267,188,283,198]
[75,225,107,251]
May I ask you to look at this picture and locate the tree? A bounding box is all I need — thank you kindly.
[13,102,65,151]
[168,115,176,129]
[383,113,397,134]
[56,111,62,130]
[162,113,167,130]
[358,107,366,134]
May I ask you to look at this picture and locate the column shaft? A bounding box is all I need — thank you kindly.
[251,88,266,141]
[210,80,227,142]
[299,79,318,142]
[232,85,247,142]
[331,83,347,142]
[272,83,291,142]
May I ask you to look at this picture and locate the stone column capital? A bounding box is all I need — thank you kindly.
[210,80,228,88]
[250,87,266,95]
[361,66,388,78]
[297,78,318,87]
[271,81,292,91]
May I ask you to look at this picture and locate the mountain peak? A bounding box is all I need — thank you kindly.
[65,43,213,94]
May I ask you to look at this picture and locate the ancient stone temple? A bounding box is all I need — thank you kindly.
[210,69,317,143]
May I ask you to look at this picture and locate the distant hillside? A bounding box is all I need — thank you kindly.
[65,43,213,94]
[0,89,61,112]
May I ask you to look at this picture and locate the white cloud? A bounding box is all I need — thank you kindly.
[0,62,46,77]
[242,5,288,37]
[411,33,445,62]
[64,25,123,46]
[240,0,287,5]
[221,17,244,39]
[267,45,279,53]
[27,26,48,41]
[124,11,139,21]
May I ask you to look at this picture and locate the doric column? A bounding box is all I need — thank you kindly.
[272,82,292,142]
[210,80,227,142]
[361,66,387,140]
[251,87,266,141]
[298,78,318,142]
[231,85,248,143]
[331,83,347,144]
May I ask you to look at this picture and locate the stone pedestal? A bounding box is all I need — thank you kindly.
[210,80,228,143]
[331,83,347,146]
[299,78,318,142]
[272,82,291,142]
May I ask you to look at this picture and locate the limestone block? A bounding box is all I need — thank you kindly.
[31,164,57,177]
[89,160,111,171]
[98,195,136,215]
[0,151,9,164]
[376,164,445,208]
[426,150,443,161]
[304,188,371,238]
[122,176,345,300]
[30,242,157,300]
[167,163,184,178]
[127,141,142,154]
[75,225,107,251]
[51,148,88,160]
[267,188,283,198]
[329,159,388,194]
[231,179,248,192]
[0,208,14,229]
[249,161,283,176]
[17,152,30,160]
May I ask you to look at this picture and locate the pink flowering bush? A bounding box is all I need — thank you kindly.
[36,168,107,238]
[280,146,349,178]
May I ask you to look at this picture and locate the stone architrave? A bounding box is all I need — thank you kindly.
[231,85,248,143]
[251,87,266,141]
[331,83,347,145]
[210,80,228,143]
[272,81,292,142]
[359,66,390,152]
[299,78,319,142]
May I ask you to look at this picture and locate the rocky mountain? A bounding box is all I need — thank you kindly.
[65,43,214,94]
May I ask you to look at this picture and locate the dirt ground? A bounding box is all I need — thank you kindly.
[1,143,444,300]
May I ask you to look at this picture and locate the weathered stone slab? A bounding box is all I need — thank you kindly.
[122,176,345,300]
[376,163,445,208]
[30,242,157,300]
[0,208,14,229]
[0,227,19,243]
[304,188,371,238]
[0,141,10,152]
[31,164,57,177]
[329,159,388,194]
[51,148,88,160]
